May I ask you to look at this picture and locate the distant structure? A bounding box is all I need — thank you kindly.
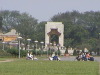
[45,22,64,47]
[45,22,65,55]
[0,29,18,42]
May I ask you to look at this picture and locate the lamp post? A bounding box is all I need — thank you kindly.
[50,43,52,56]
[99,33,100,38]
[2,42,5,51]
[34,40,38,55]
[57,44,60,56]
[27,39,31,51]
[40,41,44,56]
[99,33,100,55]
[18,37,22,59]
[15,43,18,49]
[40,41,44,49]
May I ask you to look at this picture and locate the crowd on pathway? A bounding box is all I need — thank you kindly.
[76,52,94,61]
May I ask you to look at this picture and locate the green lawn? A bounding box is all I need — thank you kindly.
[0,59,99,75]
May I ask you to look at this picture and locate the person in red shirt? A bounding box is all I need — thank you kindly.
[86,52,90,61]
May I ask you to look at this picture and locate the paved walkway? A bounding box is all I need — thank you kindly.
[60,56,100,62]
[0,59,14,63]
[0,56,99,62]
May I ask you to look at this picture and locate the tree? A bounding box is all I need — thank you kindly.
[14,13,38,49]
[34,21,46,42]
[15,13,38,39]
[51,10,89,47]
[0,10,38,50]
[0,16,3,32]
[0,10,21,32]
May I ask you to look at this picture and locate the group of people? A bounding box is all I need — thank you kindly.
[26,51,60,61]
[76,52,94,61]
[26,51,38,60]
[26,51,94,61]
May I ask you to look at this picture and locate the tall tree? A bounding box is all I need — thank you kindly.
[51,11,90,47]
[34,21,46,42]
[14,13,38,47]
[0,10,21,32]
[0,10,38,50]
[0,16,3,32]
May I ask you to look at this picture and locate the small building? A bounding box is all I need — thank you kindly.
[0,29,19,42]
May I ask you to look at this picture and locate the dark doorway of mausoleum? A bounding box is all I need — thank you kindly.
[50,34,59,45]
[47,29,61,45]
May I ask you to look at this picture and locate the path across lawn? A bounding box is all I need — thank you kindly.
[0,59,14,63]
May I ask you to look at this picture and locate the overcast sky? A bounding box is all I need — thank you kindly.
[0,0,100,22]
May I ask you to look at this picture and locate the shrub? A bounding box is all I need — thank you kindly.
[7,48,27,57]
[0,50,11,57]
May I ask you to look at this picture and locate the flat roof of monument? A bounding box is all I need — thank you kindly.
[47,22,62,23]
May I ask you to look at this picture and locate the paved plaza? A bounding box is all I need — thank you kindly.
[60,56,100,62]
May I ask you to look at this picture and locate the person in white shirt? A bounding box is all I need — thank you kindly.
[26,52,33,60]
[29,52,33,60]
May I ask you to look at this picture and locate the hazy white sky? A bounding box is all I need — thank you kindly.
[0,0,100,22]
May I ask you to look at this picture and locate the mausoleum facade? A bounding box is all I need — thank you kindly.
[45,22,64,47]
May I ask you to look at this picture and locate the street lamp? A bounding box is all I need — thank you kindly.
[27,39,31,51]
[99,33,100,35]
[34,40,38,55]
[18,37,22,59]
[40,41,44,50]
[50,43,52,55]
[2,42,5,51]
[99,33,100,55]
[21,43,24,50]
[57,44,60,56]
[40,41,44,56]
[47,43,50,57]
[15,43,18,49]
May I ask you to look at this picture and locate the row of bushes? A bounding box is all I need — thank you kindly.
[0,48,61,57]
[2,48,99,58]
[32,50,61,55]
[0,48,90,58]
[0,50,11,57]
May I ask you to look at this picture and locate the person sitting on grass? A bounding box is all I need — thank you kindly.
[76,53,83,61]
[49,55,60,61]
[85,52,94,61]
[26,52,33,60]
[33,56,38,60]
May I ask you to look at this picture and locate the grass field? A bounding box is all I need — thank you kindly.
[0,59,99,75]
